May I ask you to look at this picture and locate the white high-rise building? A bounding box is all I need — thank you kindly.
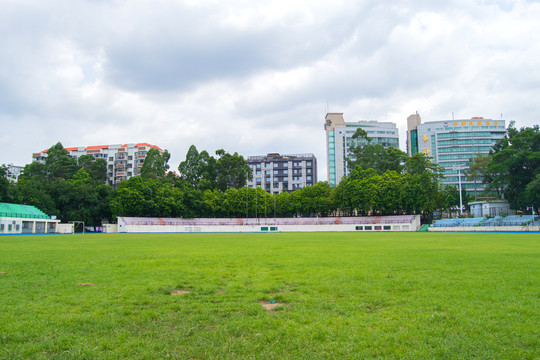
[32,143,163,186]
[325,113,399,186]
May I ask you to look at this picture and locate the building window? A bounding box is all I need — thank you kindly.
[256,170,261,175]
[283,177,288,182]
[274,163,278,168]
[256,178,261,183]
[283,169,288,175]
[273,170,278,175]
[307,176,312,181]
[266,177,271,182]
[256,164,261,169]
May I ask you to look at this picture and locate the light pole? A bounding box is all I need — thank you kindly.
[452,166,466,216]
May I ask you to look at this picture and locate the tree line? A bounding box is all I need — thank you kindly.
[1,122,537,224]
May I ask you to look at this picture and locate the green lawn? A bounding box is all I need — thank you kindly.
[0,232,538,359]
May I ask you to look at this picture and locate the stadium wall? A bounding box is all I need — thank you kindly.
[117,216,421,233]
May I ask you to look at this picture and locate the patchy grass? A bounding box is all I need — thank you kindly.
[0,232,538,359]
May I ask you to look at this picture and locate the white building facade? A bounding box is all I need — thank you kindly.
[32,143,163,186]
[325,113,399,186]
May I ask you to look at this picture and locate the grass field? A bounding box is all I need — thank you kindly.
[0,232,538,359]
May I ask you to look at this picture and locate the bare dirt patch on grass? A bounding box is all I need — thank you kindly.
[260,301,288,311]
[171,289,191,296]
[77,283,95,286]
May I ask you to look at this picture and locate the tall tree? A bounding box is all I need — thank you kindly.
[347,128,407,175]
[404,152,441,176]
[141,148,171,180]
[45,142,79,180]
[214,149,251,192]
[485,123,540,209]
[178,145,216,190]
[0,165,11,202]
[464,153,491,198]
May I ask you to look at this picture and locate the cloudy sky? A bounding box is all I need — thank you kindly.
[1,0,539,181]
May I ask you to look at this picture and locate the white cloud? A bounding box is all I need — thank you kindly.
[1,0,539,182]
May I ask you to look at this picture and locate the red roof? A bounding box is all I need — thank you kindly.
[86,145,109,150]
[37,142,162,154]
[135,143,163,151]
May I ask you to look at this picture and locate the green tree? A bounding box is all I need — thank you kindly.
[214,149,251,192]
[297,182,332,216]
[346,127,407,174]
[45,142,79,180]
[404,153,441,176]
[141,148,171,180]
[486,123,540,209]
[464,153,491,198]
[525,174,540,214]
[0,165,10,202]
[178,145,216,190]
[78,155,107,183]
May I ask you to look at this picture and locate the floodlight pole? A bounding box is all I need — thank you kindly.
[452,166,465,216]
[458,168,463,216]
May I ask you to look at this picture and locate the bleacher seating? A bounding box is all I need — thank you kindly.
[0,202,50,219]
[433,215,535,227]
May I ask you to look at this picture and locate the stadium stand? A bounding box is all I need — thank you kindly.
[0,202,61,234]
[0,203,49,219]
[433,215,535,228]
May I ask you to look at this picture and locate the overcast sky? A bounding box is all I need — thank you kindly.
[1,0,539,181]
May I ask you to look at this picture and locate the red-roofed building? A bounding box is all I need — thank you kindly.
[32,143,164,186]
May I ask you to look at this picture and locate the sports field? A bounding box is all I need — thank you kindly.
[0,232,538,359]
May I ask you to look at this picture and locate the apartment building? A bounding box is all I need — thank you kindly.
[32,143,163,186]
[246,153,317,193]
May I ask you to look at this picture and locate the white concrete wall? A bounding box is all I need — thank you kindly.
[120,223,416,233]
[0,217,60,234]
[103,224,118,233]
[57,223,74,234]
